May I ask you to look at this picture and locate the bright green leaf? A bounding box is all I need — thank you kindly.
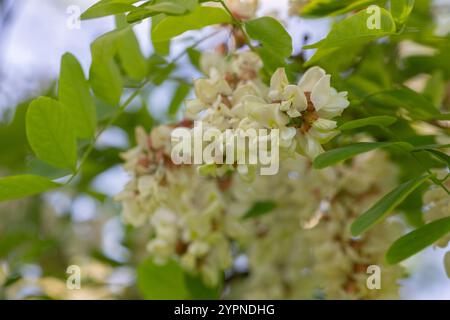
[89,29,126,106]
[116,16,148,81]
[59,53,97,139]
[81,0,139,20]
[127,0,198,23]
[351,174,430,236]
[184,273,222,299]
[152,6,232,42]
[26,97,78,170]
[0,175,60,202]
[391,0,415,26]
[386,216,450,264]
[151,14,171,56]
[245,16,293,58]
[137,258,189,299]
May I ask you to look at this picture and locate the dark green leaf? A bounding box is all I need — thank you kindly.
[386,217,450,264]
[339,116,397,131]
[351,174,430,236]
[304,8,396,64]
[313,142,413,169]
[421,149,450,167]
[243,201,277,219]
[299,0,380,17]
[168,83,191,117]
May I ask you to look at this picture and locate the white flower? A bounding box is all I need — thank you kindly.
[231,51,263,79]
[298,67,349,119]
[269,68,308,118]
[269,68,290,101]
[280,85,307,118]
[295,67,349,158]
[150,125,173,152]
[200,52,228,76]
[193,70,233,105]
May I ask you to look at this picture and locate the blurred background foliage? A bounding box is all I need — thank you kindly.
[0,0,449,299]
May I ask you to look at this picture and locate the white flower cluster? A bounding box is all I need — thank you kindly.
[116,126,406,298]
[186,51,349,178]
[115,125,245,286]
[227,151,405,299]
[115,52,408,299]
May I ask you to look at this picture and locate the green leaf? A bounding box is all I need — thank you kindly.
[168,83,191,117]
[26,97,78,170]
[89,29,126,106]
[0,175,60,202]
[305,8,396,49]
[116,16,148,81]
[151,14,171,56]
[364,88,441,120]
[90,59,123,106]
[152,6,232,42]
[305,7,396,64]
[245,16,293,58]
[391,0,415,26]
[58,53,97,139]
[137,258,189,299]
[127,0,198,23]
[187,47,201,69]
[81,0,139,20]
[386,217,450,264]
[184,273,222,299]
[313,142,413,169]
[351,174,430,236]
[243,201,277,219]
[299,0,380,17]
[420,149,450,167]
[423,70,445,107]
[339,116,397,131]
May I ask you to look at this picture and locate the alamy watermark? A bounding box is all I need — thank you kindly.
[67,5,81,30]
[66,265,81,290]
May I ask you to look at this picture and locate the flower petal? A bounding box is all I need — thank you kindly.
[311,74,331,111]
[298,66,326,92]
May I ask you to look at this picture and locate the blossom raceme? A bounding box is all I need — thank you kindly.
[114,52,402,299]
[185,52,349,178]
